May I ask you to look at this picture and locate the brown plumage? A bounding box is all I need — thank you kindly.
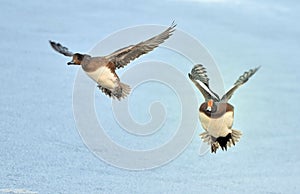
[189,64,260,153]
[49,22,176,100]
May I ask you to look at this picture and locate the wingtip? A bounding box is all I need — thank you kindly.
[252,65,261,74]
[256,65,262,71]
[48,40,74,57]
[49,40,56,49]
[193,64,207,73]
[170,20,177,28]
[49,40,57,47]
[167,21,176,34]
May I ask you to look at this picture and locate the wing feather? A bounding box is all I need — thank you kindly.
[105,22,176,69]
[190,64,209,87]
[49,40,74,57]
[221,66,260,101]
[188,64,220,101]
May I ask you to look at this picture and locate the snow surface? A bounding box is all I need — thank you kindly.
[0,0,299,193]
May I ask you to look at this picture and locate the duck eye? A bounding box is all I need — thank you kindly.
[77,54,83,61]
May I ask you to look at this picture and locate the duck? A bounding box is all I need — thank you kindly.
[188,64,260,153]
[49,22,176,100]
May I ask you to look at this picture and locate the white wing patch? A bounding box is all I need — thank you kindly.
[197,80,219,100]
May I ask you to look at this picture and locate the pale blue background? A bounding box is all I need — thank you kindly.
[0,0,299,193]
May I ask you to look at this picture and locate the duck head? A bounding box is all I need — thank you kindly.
[206,99,217,113]
[68,53,90,65]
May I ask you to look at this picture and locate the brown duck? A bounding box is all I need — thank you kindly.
[189,64,260,153]
[49,22,176,100]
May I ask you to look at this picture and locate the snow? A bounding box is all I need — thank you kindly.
[0,0,299,193]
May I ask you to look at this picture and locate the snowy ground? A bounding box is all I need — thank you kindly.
[0,0,299,193]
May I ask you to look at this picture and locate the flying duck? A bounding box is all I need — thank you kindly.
[188,64,260,153]
[49,22,176,100]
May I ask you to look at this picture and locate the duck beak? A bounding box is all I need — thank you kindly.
[207,100,213,111]
[67,61,75,65]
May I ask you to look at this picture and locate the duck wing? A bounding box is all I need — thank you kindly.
[49,40,74,57]
[188,64,220,101]
[105,22,176,69]
[221,66,260,102]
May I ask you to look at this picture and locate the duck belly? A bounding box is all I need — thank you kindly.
[199,111,234,138]
[86,66,118,90]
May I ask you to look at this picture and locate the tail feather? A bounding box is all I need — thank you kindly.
[199,131,213,144]
[99,82,131,100]
[223,129,242,149]
[119,82,131,100]
[199,129,242,153]
[231,129,242,143]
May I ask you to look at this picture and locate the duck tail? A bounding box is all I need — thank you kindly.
[200,130,242,153]
[199,132,219,153]
[214,130,242,153]
[119,82,131,99]
[199,131,213,144]
[230,129,242,146]
[217,129,243,152]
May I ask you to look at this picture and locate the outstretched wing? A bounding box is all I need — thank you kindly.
[221,66,260,102]
[190,64,209,87]
[105,22,176,69]
[49,40,74,57]
[188,64,220,101]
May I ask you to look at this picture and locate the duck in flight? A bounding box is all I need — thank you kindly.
[49,22,176,100]
[188,64,260,153]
